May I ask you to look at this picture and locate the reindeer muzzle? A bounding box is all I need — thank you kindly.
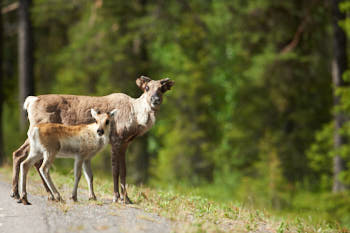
[151,95,161,106]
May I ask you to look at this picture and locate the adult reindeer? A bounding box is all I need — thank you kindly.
[11,76,174,203]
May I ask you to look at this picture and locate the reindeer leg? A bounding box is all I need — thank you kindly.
[111,145,120,203]
[11,139,30,199]
[119,143,132,204]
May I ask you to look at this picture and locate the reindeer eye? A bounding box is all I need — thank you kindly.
[106,120,109,125]
[145,86,149,92]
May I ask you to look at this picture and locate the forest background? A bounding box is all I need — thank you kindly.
[1,0,350,228]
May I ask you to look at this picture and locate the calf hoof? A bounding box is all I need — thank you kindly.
[10,192,20,200]
[88,195,97,201]
[54,194,63,202]
[18,198,31,205]
[121,196,133,204]
[22,199,32,205]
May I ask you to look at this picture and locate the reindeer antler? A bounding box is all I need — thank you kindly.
[160,78,170,85]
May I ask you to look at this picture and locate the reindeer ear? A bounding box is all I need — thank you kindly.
[160,78,175,92]
[136,76,151,90]
[109,109,118,117]
[91,109,98,119]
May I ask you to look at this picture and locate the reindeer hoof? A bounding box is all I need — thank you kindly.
[47,195,55,201]
[11,192,20,199]
[70,196,77,202]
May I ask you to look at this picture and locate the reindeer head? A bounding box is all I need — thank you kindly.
[91,109,118,136]
[136,76,175,110]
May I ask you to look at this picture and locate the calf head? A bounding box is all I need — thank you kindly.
[91,109,118,136]
[136,76,175,110]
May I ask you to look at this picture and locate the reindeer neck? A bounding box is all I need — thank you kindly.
[133,93,157,131]
[134,93,157,113]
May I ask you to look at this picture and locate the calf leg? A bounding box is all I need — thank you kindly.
[71,158,83,202]
[83,159,96,200]
[39,155,61,201]
[34,160,53,200]
[19,152,43,205]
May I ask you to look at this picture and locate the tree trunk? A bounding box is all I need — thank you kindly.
[332,0,348,193]
[133,0,151,184]
[0,0,4,165]
[18,0,34,131]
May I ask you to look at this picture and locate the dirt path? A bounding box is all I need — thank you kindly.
[0,177,172,233]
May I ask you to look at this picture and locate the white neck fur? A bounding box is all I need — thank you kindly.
[133,94,156,133]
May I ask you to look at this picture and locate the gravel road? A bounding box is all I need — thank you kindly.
[0,178,172,233]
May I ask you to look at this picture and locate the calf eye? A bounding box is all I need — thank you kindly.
[145,86,149,92]
[106,120,109,125]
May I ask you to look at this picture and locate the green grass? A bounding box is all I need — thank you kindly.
[0,165,347,233]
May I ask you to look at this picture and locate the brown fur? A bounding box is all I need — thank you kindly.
[12,76,174,203]
[38,123,86,137]
[36,123,89,153]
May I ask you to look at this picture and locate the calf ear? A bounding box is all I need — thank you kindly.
[91,109,98,119]
[109,109,118,117]
[136,76,151,91]
[160,78,175,92]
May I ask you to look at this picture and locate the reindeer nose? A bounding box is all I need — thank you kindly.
[97,129,104,136]
[151,95,161,105]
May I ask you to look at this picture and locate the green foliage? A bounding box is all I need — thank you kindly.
[2,102,27,161]
[306,1,350,190]
[307,123,334,191]
[323,193,350,228]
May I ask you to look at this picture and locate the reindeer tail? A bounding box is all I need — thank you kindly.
[23,96,38,111]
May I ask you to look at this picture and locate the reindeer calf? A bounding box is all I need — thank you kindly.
[19,109,117,205]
